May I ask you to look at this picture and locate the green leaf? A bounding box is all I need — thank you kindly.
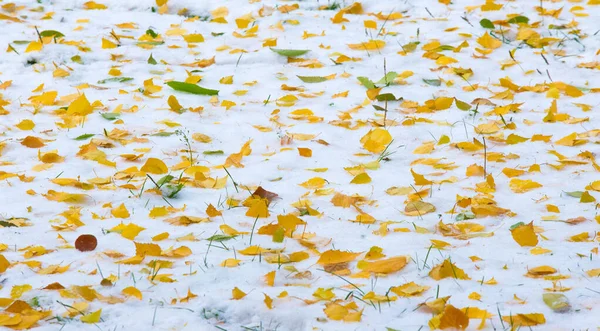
[357,76,376,89]
[0,221,18,227]
[272,227,285,243]
[101,113,120,120]
[211,32,225,37]
[564,191,584,198]
[479,19,495,29]
[13,40,31,45]
[206,234,236,242]
[455,99,472,111]
[71,55,82,64]
[375,72,398,85]
[136,41,164,46]
[40,30,65,38]
[166,81,219,95]
[74,133,95,141]
[543,293,570,312]
[509,222,525,231]
[508,16,529,24]
[151,132,176,137]
[148,53,157,65]
[203,150,224,155]
[97,77,133,84]
[156,175,174,187]
[401,41,420,52]
[372,105,386,111]
[376,93,397,102]
[164,183,183,198]
[434,45,455,51]
[423,78,441,87]
[296,75,327,83]
[270,48,310,57]
[145,29,158,38]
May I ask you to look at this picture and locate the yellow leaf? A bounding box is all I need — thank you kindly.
[183,34,204,43]
[0,254,9,273]
[168,95,182,112]
[510,222,538,247]
[430,305,469,330]
[348,40,385,51]
[67,94,93,116]
[10,284,32,299]
[25,41,43,53]
[122,287,142,300]
[390,282,430,297]
[360,128,392,153]
[477,32,502,49]
[149,206,169,218]
[219,76,233,84]
[80,309,102,323]
[16,119,35,130]
[411,169,432,185]
[509,179,543,193]
[317,250,361,265]
[84,1,107,9]
[102,38,118,49]
[263,294,273,309]
[350,173,371,184]
[264,271,275,286]
[323,303,348,321]
[299,177,326,189]
[232,287,246,300]
[111,203,130,219]
[141,158,168,174]
[245,199,269,218]
[43,190,87,203]
[297,147,312,157]
[429,259,470,280]
[404,200,436,216]
[357,256,407,274]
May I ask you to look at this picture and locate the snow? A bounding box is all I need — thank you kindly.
[0,0,599,330]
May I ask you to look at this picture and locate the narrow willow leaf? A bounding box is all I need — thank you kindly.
[151,132,176,137]
[564,191,583,198]
[40,30,65,38]
[136,41,165,46]
[480,19,495,29]
[101,113,120,120]
[270,48,310,57]
[423,78,441,86]
[206,234,236,242]
[297,75,327,83]
[97,77,133,84]
[203,150,224,155]
[166,81,219,95]
[74,134,95,140]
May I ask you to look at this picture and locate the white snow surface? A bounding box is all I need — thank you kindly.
[0,0,599,330]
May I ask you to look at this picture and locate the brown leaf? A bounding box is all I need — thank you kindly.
[75,234,98,252]
[252,186,279,205]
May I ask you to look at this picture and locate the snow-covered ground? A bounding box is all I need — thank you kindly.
[0,0,599,330]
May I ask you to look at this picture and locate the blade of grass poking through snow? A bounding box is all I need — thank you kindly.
[97,77,133,84]
[166,81,219,95]
[270,48,310,57]
[297,75,327,83]
[74,134,95,140]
